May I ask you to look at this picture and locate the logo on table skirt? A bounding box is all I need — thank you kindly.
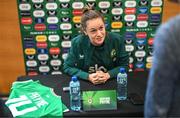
[19,3,31,11]
[111,8,123,15]
[46,3,58,10]
[98,1,110,8]
[125,1,136,7]
[72,2,84,9]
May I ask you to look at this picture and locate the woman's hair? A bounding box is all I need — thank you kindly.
[80,6,105,34]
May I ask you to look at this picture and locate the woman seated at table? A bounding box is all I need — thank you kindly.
[63,6,129,85]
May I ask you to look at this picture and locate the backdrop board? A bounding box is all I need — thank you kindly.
[17,0,163,76]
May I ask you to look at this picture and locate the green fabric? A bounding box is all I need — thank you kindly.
[5,80,69,118]
[63,32,129,80]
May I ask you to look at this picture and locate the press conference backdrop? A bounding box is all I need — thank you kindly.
[0,0,179,94]
[17,0,163,76]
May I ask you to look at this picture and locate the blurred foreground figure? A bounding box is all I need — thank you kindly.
[145,15,180,117]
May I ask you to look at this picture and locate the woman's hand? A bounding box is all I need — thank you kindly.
[88,71,110,85]
[88,73,99,85]
[96,71,110,84]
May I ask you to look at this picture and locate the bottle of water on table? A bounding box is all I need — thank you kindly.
[117,67,127,100]
[69,76,81,111]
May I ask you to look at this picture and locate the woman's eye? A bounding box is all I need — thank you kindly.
[99,27,104,30]
[90,30,96,33]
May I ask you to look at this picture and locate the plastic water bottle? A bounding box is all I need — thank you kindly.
[117,67,127,100]
[69,76,81,111]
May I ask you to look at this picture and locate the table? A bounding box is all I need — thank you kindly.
[16,71,149,117]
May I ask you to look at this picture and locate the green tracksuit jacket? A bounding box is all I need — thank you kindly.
[63,32,129,80]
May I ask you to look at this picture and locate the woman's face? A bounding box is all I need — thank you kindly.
[84,18,106,46]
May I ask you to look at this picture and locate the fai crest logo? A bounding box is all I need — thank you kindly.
[111,49,117,61]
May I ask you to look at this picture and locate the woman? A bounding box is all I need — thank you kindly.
[63,7,129,85]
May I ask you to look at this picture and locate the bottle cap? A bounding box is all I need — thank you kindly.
[120,68,125,73]
[72,76,77,81]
